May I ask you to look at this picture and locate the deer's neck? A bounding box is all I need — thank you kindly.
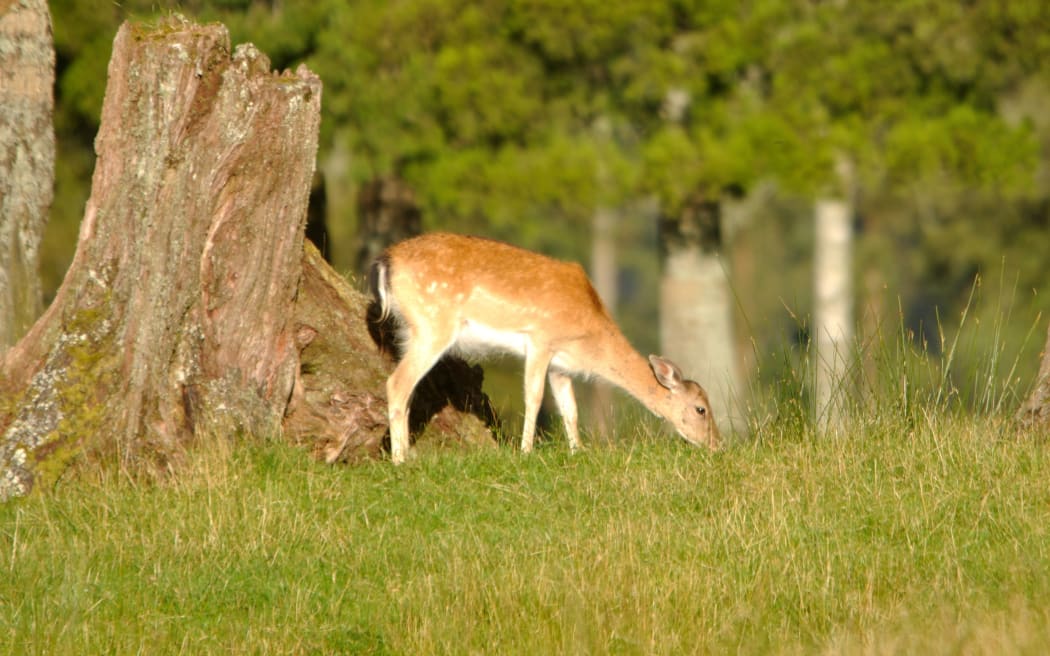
[583,332,668,420]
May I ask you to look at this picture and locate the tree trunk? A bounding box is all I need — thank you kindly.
[589,206,618,440]
[0,0,54,351]
[1017,321,1050,430]
[0,17,321,499]
[354,176,422,277]
[658,195,745,435]
[813,198,854,433]
[318,133,355,271]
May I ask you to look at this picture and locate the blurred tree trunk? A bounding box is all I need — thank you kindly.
[813,198,854,433]
[658,194,744,435]
[305,172,331,262]
[814,154,857,433]
[1017,321,1050,430]
[317,134,354,271]
[0,0,54,351]
[589,206,618,440]
[353,176,422,277]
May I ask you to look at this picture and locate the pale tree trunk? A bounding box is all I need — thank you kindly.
[659,197,745,435]
[589,206,618,440]
[1016,321,1050,430]
[813,198,854,432]
[0,0,54,351]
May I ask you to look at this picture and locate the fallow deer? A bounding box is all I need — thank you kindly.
[371,232,720,463]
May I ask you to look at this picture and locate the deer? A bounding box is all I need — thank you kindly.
[371,232,720,464]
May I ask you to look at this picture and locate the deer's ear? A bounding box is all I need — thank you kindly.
[649,355,684,391]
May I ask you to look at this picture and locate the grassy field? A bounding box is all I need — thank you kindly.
[2,409,1049,655]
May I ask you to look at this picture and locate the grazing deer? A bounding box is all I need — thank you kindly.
[371,232,720,464]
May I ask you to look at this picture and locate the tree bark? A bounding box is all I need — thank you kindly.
[0,17,321,499]
[658,195,745,435]
[1017,321,1050,430]
[0,0,54,351]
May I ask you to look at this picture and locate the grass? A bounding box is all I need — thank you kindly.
[2,410,1050,655]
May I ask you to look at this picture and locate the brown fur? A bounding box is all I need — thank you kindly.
[374,233,720,463]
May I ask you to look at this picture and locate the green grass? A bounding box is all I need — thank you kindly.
[2,413,1050,655]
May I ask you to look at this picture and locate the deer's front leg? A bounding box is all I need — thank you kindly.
[521,345,553,454]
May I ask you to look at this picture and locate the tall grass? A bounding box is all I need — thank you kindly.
[746,275,1044,442]
[1,291,1049,654]
[2,409,1049,655]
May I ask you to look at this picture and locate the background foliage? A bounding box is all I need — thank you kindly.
[43,0,1050,408]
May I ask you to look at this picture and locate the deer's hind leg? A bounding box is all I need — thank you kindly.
[386,321,456,464]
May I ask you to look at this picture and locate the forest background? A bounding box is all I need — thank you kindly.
[40,0,1050,426]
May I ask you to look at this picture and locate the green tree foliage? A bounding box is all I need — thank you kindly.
[46,0,1047,239]
[43,0,1050,394]
[310,0,667,251]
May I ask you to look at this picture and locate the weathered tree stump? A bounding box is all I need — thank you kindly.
[0,16,497,501]
[0,17,320,498]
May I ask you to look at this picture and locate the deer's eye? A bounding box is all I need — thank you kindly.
[695,406,707,417]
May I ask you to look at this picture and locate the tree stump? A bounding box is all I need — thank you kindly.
[0,17,498,500]
[0,17,320,498]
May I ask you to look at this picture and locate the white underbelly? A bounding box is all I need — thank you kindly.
[453,320,528,359]
[451,320,580,373]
